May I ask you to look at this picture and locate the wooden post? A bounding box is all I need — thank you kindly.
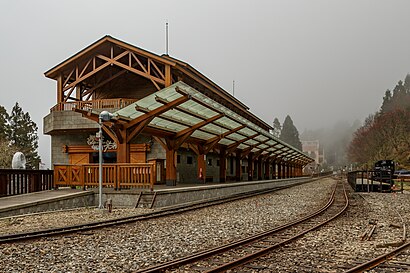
[165,148,177,186]
[57,73,63,103]
[219,148,226,182]
[265,159,270,180]
[248,152,254,181]
[257,157,262,180]
[165,65,172,87]
[271,160,276,179]
[117,142,130,163]
[197,153,206,183]
[235,152,242,181]
[0,172,7,197]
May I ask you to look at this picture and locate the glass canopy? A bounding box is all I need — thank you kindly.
[114,81,313,165]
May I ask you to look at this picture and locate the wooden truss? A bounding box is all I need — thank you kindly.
[57,43,173,103]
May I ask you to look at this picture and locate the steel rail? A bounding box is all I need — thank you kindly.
[0,179,310,244]
[344,242,410,273]
[136,178,344,273]
[205,181,349,272]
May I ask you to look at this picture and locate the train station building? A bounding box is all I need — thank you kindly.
[43,35,312,188]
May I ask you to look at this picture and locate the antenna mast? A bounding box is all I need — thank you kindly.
[166,21,169,55]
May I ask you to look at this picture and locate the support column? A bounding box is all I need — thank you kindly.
[197,153,206,183]
[272,160,276,179]
[290,164,293,178]
[277,161,281,179]
[257,157,262,180]
[57,73,63,103]
[235,152,242,181]
[248,153,254,181]
[117,142,130,163]
[282,162,286,178]
[286,163,290,178]
[165,148,177,186]
[219,148,226,183]
[264,159,270,180]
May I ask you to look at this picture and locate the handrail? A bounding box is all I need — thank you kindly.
[50,98,137,112]
[0,169,54,197]
[54,163,155,191]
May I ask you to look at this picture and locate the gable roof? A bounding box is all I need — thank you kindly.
[45,35,272,130]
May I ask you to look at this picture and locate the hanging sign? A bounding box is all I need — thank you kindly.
[87,135,117,152]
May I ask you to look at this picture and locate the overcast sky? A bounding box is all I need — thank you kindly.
[1,0,410,168]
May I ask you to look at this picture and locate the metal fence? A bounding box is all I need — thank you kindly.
[347,170,394,192]
[0,169,54,197]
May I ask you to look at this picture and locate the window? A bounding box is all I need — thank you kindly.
[187,156,193,164]
[216,159,220,167]
[208,158,212,166]
[177,155,181,164]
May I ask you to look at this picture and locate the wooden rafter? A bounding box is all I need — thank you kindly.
[202,125,246,154]
[63,51,129,93]
[130,52,162,90]
[124,95,190,129]
[60,43,173,102]
[102,125,119,144]
[127,117,154,143]
[225,133,259,155]
[153,136,167,150]
[83,69,127,98]
[97,53,165,88]
[172,114,224,149]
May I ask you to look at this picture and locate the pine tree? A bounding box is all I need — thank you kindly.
[7,102,40,169]
[280,115,302,150]
[0,105,9,141]
[380,89,392,113]
[272,117,281,138]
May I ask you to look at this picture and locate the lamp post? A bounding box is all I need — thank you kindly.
[98,110,114,209]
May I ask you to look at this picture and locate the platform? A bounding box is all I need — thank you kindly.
[0,177,315,217]
[353,178,392,192]
[0,189,94,218]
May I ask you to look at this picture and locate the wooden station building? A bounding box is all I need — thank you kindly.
[43,35,313,188]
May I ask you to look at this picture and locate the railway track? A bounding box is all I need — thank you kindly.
[344,243,410,273]
[0,178,315,244]
[137,178,348,273]
[344,209,409,273]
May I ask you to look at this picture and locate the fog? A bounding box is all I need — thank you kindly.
[1,0,410,168]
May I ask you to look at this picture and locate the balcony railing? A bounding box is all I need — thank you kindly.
[50,98,137,112]
[0,169,54,197]
[54,163,155,191]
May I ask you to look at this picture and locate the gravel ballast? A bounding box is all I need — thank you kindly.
[1,178,408,272]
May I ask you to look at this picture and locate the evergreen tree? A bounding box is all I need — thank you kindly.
[272,117,281,138]
[0,105,9,141]
[380,89,392,113]
[280,115,302,150]
[348,74,410,168]
[7,102,40,169]
[381,75,410,113]
[0,140,17,168]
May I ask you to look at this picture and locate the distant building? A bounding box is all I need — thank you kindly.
[302,140,325,173]
[302,140,320,164]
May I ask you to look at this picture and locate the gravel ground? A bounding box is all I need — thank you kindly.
[249,186,410,272]
[0,207,154,236]
[0,178,334,273]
